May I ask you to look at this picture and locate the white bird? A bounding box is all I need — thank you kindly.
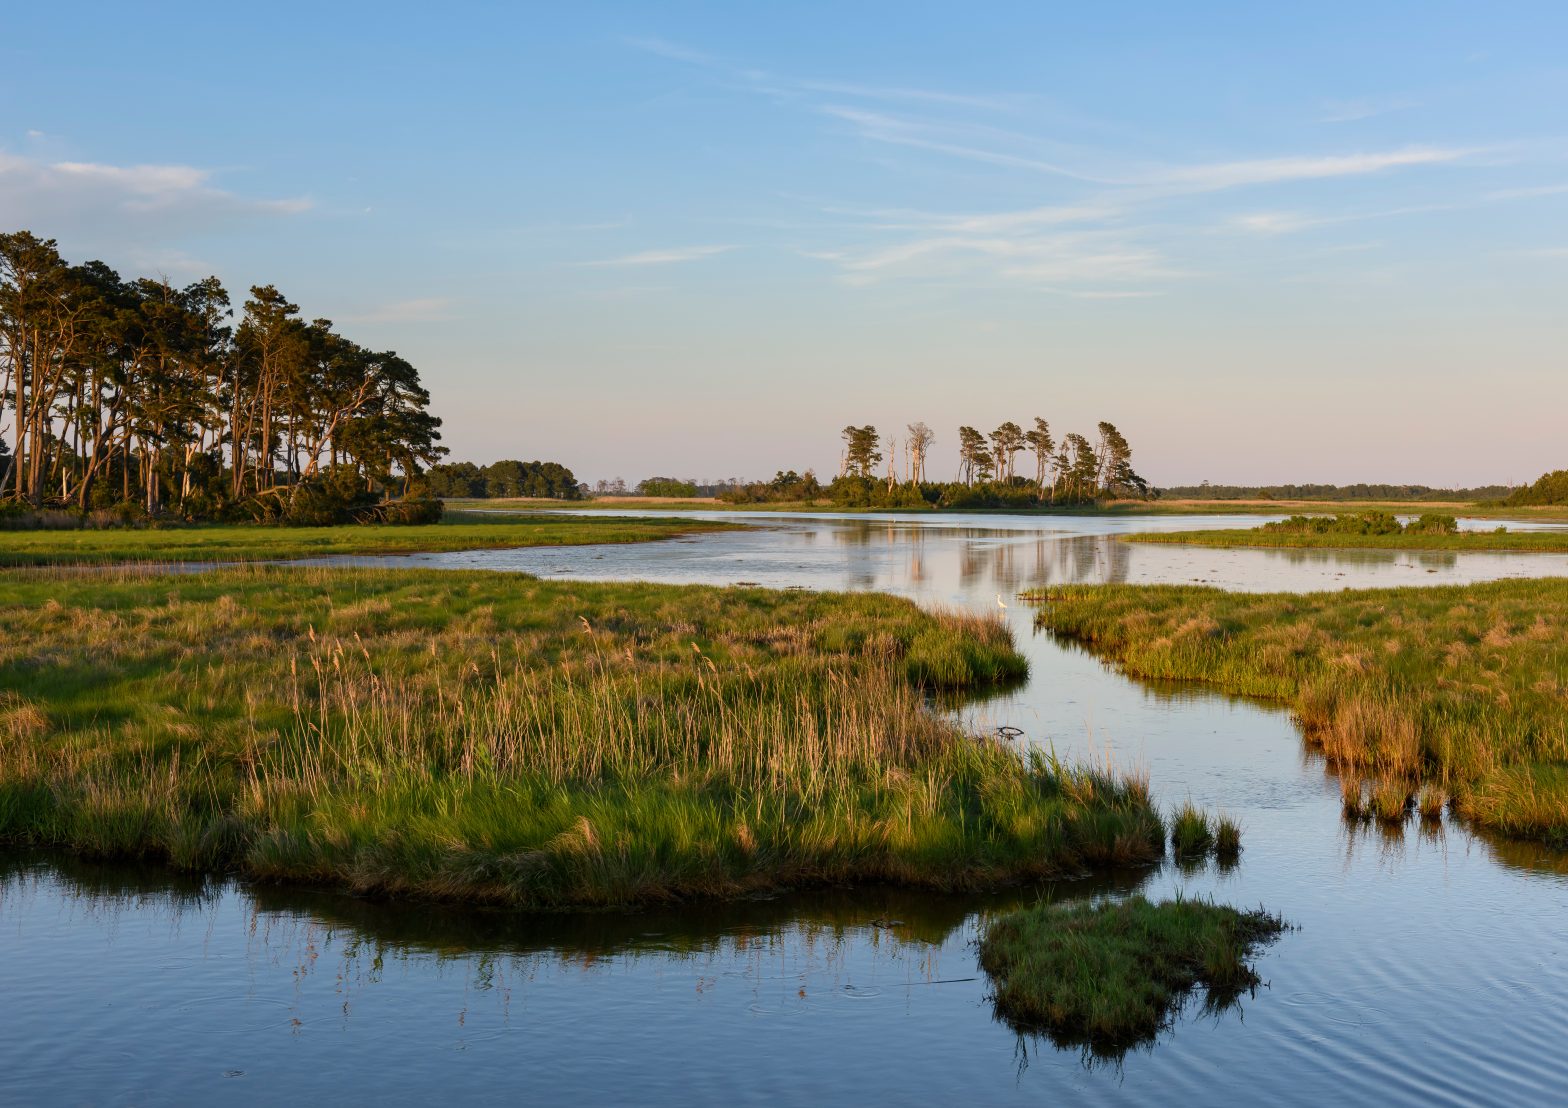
[996,593,1007,611]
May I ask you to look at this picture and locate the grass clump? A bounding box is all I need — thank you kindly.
[1214,816,1242,861]
[0,512,740,567]
[0,567,1167,908]
[979,895,1287,1059]
[1170,802,1215,859]
[1029,580,1568,845]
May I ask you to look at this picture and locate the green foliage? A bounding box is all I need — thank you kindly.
[427,459,581,499]
[841,425,882,478]
[1506,469,1568,507]
[636,477,699,498]
[0,231,445,518]
[1261,511,1404,535]
[979,896,1287,1060]
[719,470,825,504]
[0,568,1172,907]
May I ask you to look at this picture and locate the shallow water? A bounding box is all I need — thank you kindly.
[5,511,1568,1105]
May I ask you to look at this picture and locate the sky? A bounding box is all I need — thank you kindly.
[3,1,1566,487]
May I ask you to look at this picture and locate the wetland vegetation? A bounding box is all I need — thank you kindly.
[1123,510,1568,552]
[1030,579,1568,845]
[979,895,1287,1059]
[0,512,737,566]
[0,567,1167,907]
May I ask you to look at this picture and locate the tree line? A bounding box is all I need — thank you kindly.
[1165,481,1516,503]
[425,459,582,500]
[711,420,1147,508]
[0,231,445,524]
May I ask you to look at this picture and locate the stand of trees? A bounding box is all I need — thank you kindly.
[425,459,582,499]
[0,231,445,524]
[636,477,698,497]
[802,419,1149,508]
[1505,470,1568,506]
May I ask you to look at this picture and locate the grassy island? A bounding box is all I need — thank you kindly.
[1030,580,1568,844]
[0,568,1164,907]
[1124,511,1568,553]
[0,512,741,567]
[980,895,1287,1058]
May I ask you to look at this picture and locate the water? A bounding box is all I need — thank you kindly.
[5,511,1567,1105]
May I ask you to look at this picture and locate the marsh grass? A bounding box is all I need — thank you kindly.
[979,895,1287,1060]
[1119,524,1568,554]
[0,512,740,566]
[0,567,1163,907]
[1170,803,1215,859]
[1030,580,1568,845]
[1214,816,1242,861]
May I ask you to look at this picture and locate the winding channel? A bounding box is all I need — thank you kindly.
[4,510,1566,1105]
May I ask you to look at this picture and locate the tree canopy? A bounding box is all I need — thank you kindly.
[0,231,445,523]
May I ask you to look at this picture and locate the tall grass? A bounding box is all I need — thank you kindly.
[0,567,1162,906]
[1030,580,1568,845]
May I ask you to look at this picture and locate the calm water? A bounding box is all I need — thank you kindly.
[6,511,1568,1105]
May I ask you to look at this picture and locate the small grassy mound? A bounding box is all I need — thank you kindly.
[979,895,1287,1059]
[1170,802,1215,859]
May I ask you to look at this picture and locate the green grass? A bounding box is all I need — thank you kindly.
[1170,802,1216,859]
[0,512,742,566]
[1122,525,1568,553]
[979,895,1287,1059]
[0,567,1164,907]
[1029,580,1568,844]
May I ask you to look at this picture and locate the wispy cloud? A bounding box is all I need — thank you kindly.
[1485,183,1568,201]
[1317,96,1421,124]
[1152,147,1466,192]
[340,297,456,324]
[0,149,311,235]
[798,80,1025,112]
[1230,211,1327,235]
[581,244,736,267]
[625,35,1023,117]
[822,229,1180,290]
[622,35,716,65]
[821,106,1113,181]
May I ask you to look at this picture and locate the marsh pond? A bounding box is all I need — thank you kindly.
[5,510,1567,1104]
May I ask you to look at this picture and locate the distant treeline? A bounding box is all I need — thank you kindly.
[1505,470,1568,506]
[425,460,581,500]
[1159,482,1515,503]
[1,231,444,525]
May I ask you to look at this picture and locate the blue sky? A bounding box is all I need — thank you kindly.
[4,2,1566,485]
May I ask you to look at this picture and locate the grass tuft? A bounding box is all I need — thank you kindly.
[1214,815,1242,861]
[979,895,1287,1061]
[1170,802,1215,859]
